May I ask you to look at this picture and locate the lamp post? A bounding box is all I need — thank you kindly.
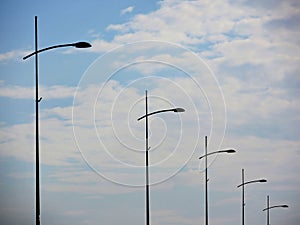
[137,90,185,225]
[263,195,288,225]
[198,136,236,225]
[237,169,267,225]
[23,16,91,225]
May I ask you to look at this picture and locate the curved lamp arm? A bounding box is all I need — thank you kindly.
[137,107,185,121]
[263,205,288,211]
[199,149,236,159]
[237,179,267,188]
[23,41,91,60]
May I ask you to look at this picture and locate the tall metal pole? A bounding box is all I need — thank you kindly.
[242,168,245,225]
[199,140,236,225]
[35,16,40,225]
[137,91,185,225]
[267,195,270,225]
[205,136,208,225]
[23,17,91,225]
[238,170,267,225]
[145,90,150,225]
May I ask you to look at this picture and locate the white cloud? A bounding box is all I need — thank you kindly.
[0,123,35,162]
[1,76,299,190]
[105,0,248,45]
[0,49,30,62]
[0,83,77,99]
[120,6,134,16]
[100,0,300,80]
[88,39,121,53]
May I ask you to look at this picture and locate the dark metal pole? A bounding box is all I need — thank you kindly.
[35,16,40,225]
[145,90,150,225]
[23,18,91,225]
[267,195,270,225]
[242,168,245,225]
[205,136,208,225]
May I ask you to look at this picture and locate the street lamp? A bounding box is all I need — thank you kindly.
[263,195,288,225]
[198,136,236,225]
[23,41,91,60]
[237,168,267,225]
[23,16,91,225]
[137,90,185,225]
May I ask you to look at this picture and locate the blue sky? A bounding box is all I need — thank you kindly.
[1,0,299,225]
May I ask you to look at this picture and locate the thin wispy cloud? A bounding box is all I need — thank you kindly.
[120,6,134,15]
[0,83,76,99]
[0,49,30,62]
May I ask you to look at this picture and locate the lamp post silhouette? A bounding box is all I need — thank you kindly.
[137,90,185,225]
[263,195,288,225]
[23,16,91,225]
[198,136,236,225]
[237,169,267,225]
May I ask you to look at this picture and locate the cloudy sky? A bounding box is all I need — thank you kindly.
[1,0,299,225]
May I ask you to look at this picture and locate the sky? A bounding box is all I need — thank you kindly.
[0,0,299,225]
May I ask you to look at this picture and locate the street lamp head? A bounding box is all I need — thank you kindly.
[259,179,267,183]
[281,205,289,208]
[73,41,92,48]
[173,108,185,113]
[225,149,236,153]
